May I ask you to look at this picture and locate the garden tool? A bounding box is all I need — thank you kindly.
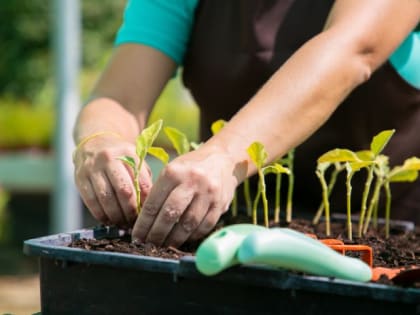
[195,224,372,282]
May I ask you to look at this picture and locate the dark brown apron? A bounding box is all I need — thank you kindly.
[183,0,420,223]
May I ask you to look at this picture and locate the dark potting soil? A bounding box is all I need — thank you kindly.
[69,217,419,287]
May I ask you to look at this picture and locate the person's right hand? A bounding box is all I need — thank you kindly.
[73,134,153,228]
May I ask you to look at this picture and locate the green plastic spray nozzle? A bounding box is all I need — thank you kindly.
[195,224,267,275]
[195,225,372,282]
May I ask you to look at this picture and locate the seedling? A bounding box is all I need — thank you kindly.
[313,162,344,225]
[344,160,372,240]
[356,130,395,237]
[273,153,293,224]
[364,156,420,237]
[247,142,289,227]
[284,149,295,223]
[317,148,364,238]
[119,120,168,214]
[273,157,284,224]
[315,162,332,235]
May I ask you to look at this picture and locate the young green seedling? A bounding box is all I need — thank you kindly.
[357,129,395,237]
[273,156,285,224]
[362,155,389,235]
[285,149,295,223]
[247,142,289,227]
[313,162,344,225]
[363,156,420,237]
[344,160,372,240]
[119,119,167,214]
[273,152,294,224]
[315,162,332,234]
[317,148,364,238]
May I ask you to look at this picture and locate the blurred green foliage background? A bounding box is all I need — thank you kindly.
[0,0,199,149]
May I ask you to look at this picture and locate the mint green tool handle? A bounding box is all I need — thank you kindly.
[237,228,372,282]
[195,224,266,275]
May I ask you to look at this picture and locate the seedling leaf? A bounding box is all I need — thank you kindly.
[318,149,359,163]
[164,126,190,155]
[136,120,163,161]
[349,161,372,172]
[402,157,420,170]
[118,156,136,169]
[356,150,375,161]
[263,163,290,175]
[247,142,267,169]
[388,168,418,182]
[211,119,226,135]
[148,147,169,165]
[370,129,395,156]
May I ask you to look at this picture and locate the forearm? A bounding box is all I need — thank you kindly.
[205,34,363,176]
[204,0,420,180]
[74,44,177,143]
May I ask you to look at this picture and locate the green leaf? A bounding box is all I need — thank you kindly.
[370,129,395,156]
[247,141,268,169]
[349,161,372,172]
[318,149,360,163]
[148,146,169,165]
[118,156,136,170]
[262,163,290,175]
[211,119,226,135]
[388,168,418,182]
[356,150,375,161]
[164,126,190,155]
[402,157,420,170]
[136,120,163,161]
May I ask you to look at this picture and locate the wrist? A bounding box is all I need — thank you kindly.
[72,131,123,162]
[200,142,250,184]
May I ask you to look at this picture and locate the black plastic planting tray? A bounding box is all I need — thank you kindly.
[24,226,420,315]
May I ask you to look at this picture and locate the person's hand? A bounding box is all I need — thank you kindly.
[131,146,243,247]
[73,134,153,228]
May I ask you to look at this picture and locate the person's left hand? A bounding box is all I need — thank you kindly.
[131,146,244,247]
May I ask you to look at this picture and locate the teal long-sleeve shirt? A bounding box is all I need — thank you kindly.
[115,0,420,89]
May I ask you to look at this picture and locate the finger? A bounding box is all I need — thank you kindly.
[141,185,194,246]
[78,177,111,224]
[91,171,128,227]
[131,171,179,243]
[189,205,222,241]
[106,162,138,224]
[138,163,153,206]
[164,195,210,247]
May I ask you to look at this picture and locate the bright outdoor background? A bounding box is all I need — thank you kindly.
[0,1,199,314]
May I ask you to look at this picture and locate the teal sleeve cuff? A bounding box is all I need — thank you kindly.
[389,31,420,89]
[115,0,199,65]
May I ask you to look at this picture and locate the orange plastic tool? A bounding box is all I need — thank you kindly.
[307,234,419,284]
